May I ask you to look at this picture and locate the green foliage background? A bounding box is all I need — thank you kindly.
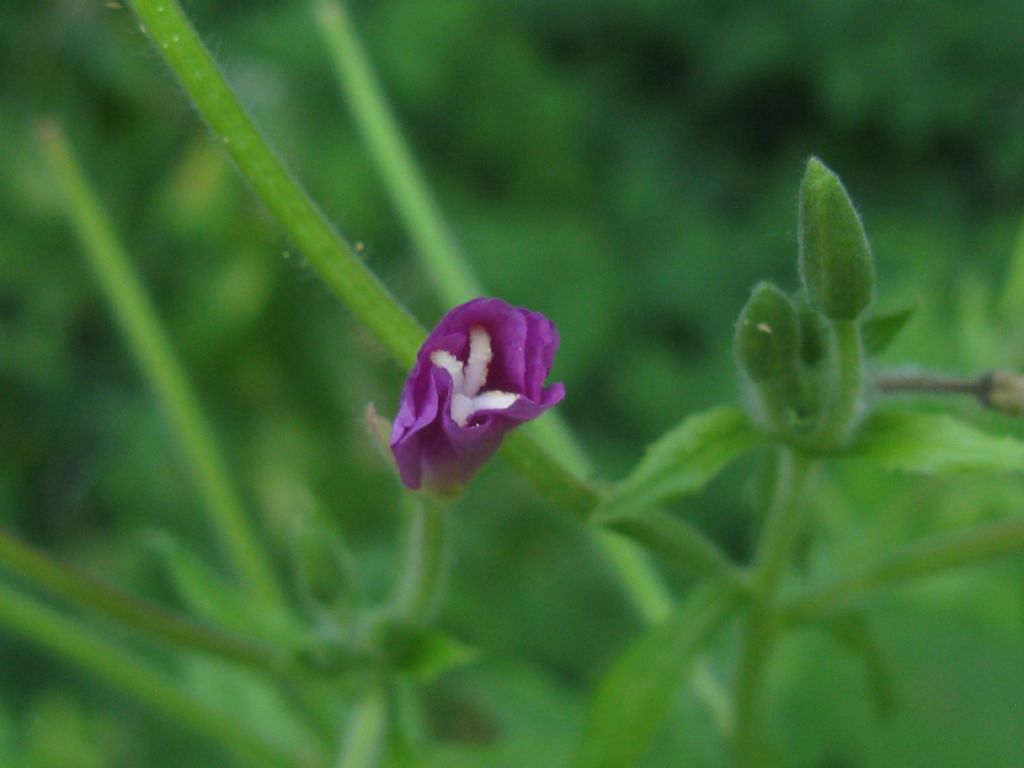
[2,0,1024,765]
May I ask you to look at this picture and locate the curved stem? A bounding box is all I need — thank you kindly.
[0,527,301,677]
[733,448,813,767]
[783,514,1024,624]
[38,121,284,608]
[0,580,321,768]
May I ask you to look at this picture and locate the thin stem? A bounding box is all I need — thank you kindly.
[596,531,674,622]
[312,0,591,477]
[312,0,480,308]
[38,121,284,608]
[0,580,320,768]
[874,371,985,397]
[813,320,863,448]
[733,448,813,768]
[783,514,1024,624]
[394,497,450,626]
[0,527,303,676]
[127,0,424,367]
[605,509,750,596]
[334,685,388,768]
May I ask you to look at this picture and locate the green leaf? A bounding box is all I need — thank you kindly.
[813,610,897,719]
[568,584,739,768]
[595,406,761,520]
[147,533,302,646]
[846,410,1024,474]
[861,303,917,356]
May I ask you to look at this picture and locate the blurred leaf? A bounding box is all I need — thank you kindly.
[596,406,761,520]
[845,410,1024,474]
[861,303,917,356]
[567,584,738,768]
[372,620,478,683]
[147,533,301,645]
[814,610,898,719]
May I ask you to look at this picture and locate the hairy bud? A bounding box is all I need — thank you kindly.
[736,282,800,382]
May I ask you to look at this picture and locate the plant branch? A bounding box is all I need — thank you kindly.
[783,515,1024,624]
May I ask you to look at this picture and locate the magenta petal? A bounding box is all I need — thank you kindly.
[389,298,565,491]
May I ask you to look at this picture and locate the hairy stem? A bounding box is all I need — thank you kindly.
[38,120,284,607]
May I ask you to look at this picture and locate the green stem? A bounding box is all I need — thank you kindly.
[596,531,674,622]
[0,580,320,768]
[813,320,863,448]
[334,685,388,768]
[733,448,813,767]
[312,0,480,308]
[783,514,1024,623]
[38,121,284,608]
[312,0,591,478]
[0,527,303,677]
[605,509,750,595]
[127,0,424,367]
[394,497,450,626]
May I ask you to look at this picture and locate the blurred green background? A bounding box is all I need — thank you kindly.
[3,0,1024,765]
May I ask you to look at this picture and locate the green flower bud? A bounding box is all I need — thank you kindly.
[798,157,875,320]
[735,282,800,382]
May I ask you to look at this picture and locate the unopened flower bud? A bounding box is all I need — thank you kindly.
[735,282,800,382]
[798,157,875,320]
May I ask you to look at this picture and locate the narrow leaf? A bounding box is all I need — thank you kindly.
[846,410,1024,474]
[814,610,897,719]
[568,584,739,768]
[596,406,760,521]
[861,303,917,356]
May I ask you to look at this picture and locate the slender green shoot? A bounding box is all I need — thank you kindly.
[37,120,284,608]
[0,580,320,768]
[783,514,1024,623]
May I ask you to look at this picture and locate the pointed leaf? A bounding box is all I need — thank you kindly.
[861,303,917,356]
[846,410,1024,474]
[815,610,897,719]
[568,584,739,768]
[596,406,761,520]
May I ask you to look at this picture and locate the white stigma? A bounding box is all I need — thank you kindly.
[429,325,518,427]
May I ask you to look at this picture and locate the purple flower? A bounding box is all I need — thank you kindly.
[390,298,565,491]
